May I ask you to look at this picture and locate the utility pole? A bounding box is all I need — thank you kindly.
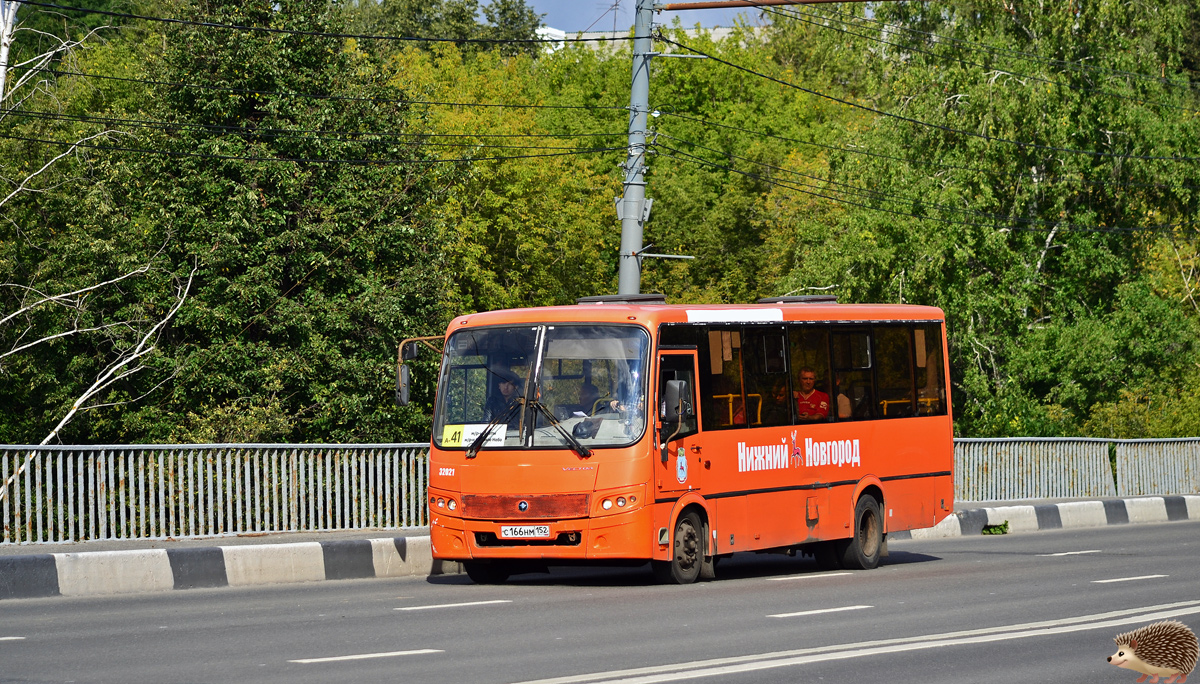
[615,0,656,296]
[613,0,877,296]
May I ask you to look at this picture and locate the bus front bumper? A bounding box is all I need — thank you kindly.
[429,506,654,561]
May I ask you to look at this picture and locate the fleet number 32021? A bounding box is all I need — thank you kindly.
[439,468,455,476]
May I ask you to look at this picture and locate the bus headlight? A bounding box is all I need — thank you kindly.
[594,487,644,516]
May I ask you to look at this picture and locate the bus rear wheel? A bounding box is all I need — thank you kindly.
[836,494,882,570]
[653,511,703,584]
[464,561,510,584]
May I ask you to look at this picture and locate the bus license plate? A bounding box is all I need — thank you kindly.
[500,525,551,539]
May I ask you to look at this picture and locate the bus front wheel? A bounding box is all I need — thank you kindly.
[837,494,882,570]
[653,511,703,584]
[464,560,510,584]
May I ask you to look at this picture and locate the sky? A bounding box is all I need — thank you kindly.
[527,0,754,32]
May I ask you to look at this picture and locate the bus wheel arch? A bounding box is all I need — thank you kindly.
[653,503,708,584]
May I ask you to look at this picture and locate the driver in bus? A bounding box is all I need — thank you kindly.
[485,369,523,427]
[795,366,829,421]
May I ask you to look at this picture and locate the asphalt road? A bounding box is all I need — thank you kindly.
[3,520,1198,684]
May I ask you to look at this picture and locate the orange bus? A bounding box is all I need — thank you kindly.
[401,295,954,584]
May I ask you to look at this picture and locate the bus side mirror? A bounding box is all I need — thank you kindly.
[396,364,411,406]
[662,379,693,421]
[663,380,683,422]
[401,341,421,361]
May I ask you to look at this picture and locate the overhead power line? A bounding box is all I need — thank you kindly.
[655,145,1197,235]
[15,66,629,112]
[762,6,1200,116]
[765,2,1197,92]
[1,108,625,147]
[654,110,1200,192]
[0,131,624,166]
[658,36,1200,163]
[14,0,635,45]
[655,138,1191,233]
[656,133,1088,231]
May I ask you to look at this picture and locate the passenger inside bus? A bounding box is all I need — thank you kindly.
[794,366,829,421]
[835,372,852,419]
[759,380,792,426]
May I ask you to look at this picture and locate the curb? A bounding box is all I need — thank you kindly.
[888,495,1200,540]
[3,495,1198,600]
[0,536,462,601]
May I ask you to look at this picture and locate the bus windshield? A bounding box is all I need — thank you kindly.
[433,324,649,451]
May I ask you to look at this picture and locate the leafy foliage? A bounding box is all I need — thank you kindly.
[3,0,1200,443]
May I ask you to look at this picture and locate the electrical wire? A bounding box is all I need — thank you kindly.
[653,143,1197,235]
[14,66,630,112]
[761,5,1200,116]
[654,110,1200,192]
[754,0,1196,90]
[0,131,625,165]
[658,35,1200,163]
[655,133,1060,230]
[13,0,635,45]
[1,108,624,148]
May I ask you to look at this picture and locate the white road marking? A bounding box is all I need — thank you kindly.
[769,605,872,618]
[0,637,26,641]
[766,572,853,581]
[396,599,512,611]
[290,649,442,664]
[1037,550,1101,557]
[1092,574,1168,583]
[510,600,1200,684]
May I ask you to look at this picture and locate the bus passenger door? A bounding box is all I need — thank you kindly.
[656,352,702,495]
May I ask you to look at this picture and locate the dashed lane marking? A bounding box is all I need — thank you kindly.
[768,605,872,618]
[1037,550,1102,557]
[396,599,512,611]
[289,649,443,664]
[0,637,26,641]
[766,572,853,581]
[509,600,1200,684]
[1092,574,1168,583]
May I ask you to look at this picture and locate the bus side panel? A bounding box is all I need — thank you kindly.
[694,415,951,551]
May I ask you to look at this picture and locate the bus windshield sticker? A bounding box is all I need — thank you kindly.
[442,424,507,448]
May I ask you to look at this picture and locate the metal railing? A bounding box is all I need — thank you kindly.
[4,438,1197,544]
[956,437,1200,501]
[1115,438,1200,497]
[955,438,1117,501]
[1,444,429,545]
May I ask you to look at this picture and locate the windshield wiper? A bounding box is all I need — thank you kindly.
[465,400,523,459]
[529,400,592,458]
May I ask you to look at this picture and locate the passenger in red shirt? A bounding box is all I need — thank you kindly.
[795,367,829,421]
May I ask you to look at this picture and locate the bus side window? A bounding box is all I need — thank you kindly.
[788,326,832,423]
[832,328,874,421]
[743,327,789,427]
[914,323,947,415]
[703,328,746,430]
[874,325,915,418]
